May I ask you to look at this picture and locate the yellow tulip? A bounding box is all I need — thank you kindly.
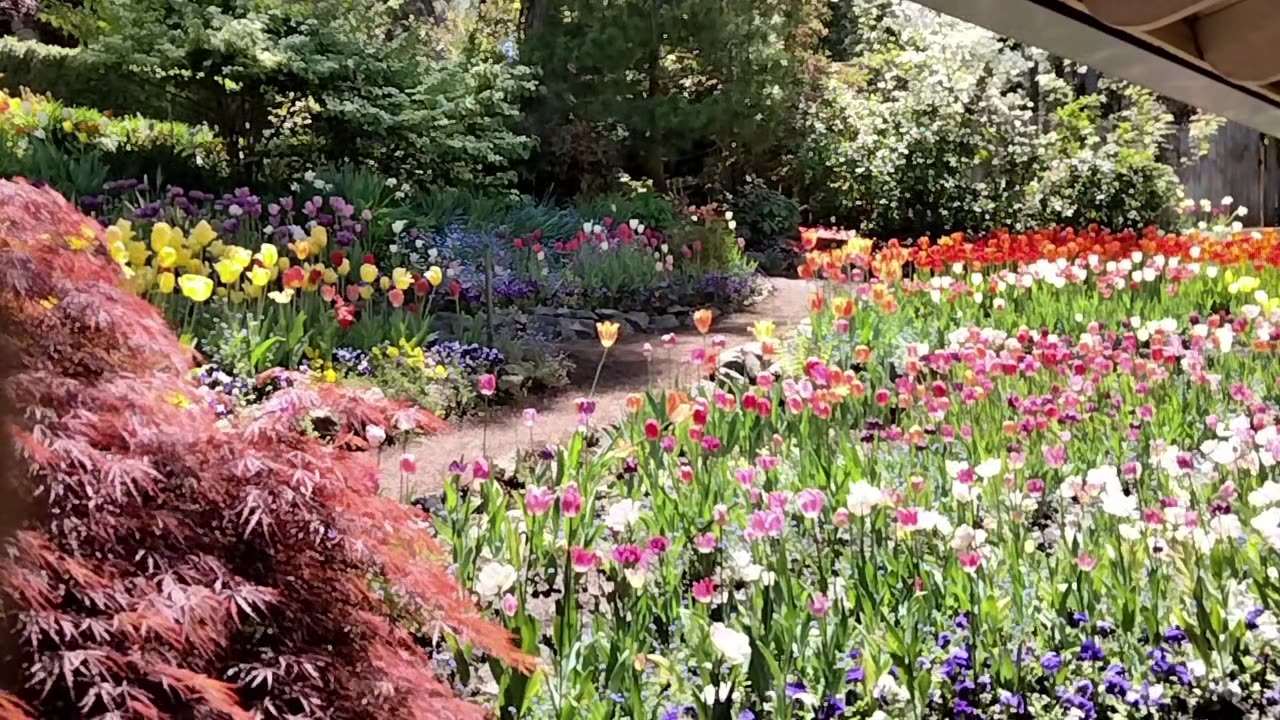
[338,258,351,276]
[226,246,253,269]
[248,266,271,287]
[127,241,150,267]
[359,284,374,300]
[258,243,279,268]
[359,263,378,284]
[229,289,246,303]
[109,240,129,265]
[189,220,217,248]
[268,289,295,304]
[208,240,226,258]
[322,268,339,284]
[157,271,176,294]
[150,223,174,252]
[157,246,178,269]
[184,258,205,275]
[214,258,243,284]
[215,287,228,298]
[392,267,413,291]
[379,276,391,291]
[426,265,443,287]
[309,225,328,249]
[106,219,134,244]
[278,257,291,273]
[244,283,264,299]
[291,240,312,260]
[178,274,214,302]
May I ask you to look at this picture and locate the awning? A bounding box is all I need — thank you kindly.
[910,0,1280,137]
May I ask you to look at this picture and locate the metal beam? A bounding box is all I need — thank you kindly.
[909,0,1280,137]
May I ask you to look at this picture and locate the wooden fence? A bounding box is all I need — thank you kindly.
[1171,121,1280,227]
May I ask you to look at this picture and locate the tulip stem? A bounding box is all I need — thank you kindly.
[589,347,609,399]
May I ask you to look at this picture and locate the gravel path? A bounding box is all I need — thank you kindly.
[380,277,813,498]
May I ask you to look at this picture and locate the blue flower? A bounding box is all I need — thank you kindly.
[999,690,1026,714]
[937,631,953,649]
[1078,638,1105,663]
[784,680,807,700]
[845,664,865,684]
[1069,611,1089,628]
[1102,663,1131,697]
[738,712,756,720]
[1162,626,1188,646]
[1040,651,1063,674]
[1247,607,1265,630]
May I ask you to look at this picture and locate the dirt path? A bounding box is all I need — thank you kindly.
[380,277,812,499]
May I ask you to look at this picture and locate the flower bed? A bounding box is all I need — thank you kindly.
[70,182,761,419]
[436,227,1280,718]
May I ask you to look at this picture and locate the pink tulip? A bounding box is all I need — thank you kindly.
[570,547,599,572]
[478,373,497,396]
[958,551,983,573]
[399,454,417,474]
[694,533,718,554]
[560,483,583,517]
[525,486,555,516]
[522,408,538,427]
[796,488,826,519]
[809,592,831,617]
[501,593,519,616]
[692,577,717,604]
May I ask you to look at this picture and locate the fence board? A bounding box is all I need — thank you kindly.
[1174,121,1280,226]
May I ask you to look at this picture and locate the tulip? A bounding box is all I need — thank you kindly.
[359,263,378,284]
[248,266,271,287]
[391,267,413,291]
[177,274,213,302]
[388,288,405,307]
[693,308,713,334]
[157,271,176,294]
[596,321,620,349]
[259,243,279,267]
[399,454,417,474]
[426,265,444,287]
[478,373,497,397]
[268,289,294,304]
[214,258,243,284]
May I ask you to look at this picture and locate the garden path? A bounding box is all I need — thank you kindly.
[379,276,813,498]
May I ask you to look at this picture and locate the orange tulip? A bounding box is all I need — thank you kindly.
[666,390,690,418]
[693,308,713,335]
[596,320,620,349]
[853,345,872,364]
[625,393,644,414]
[809,291,825,313]
[832,296,855,318]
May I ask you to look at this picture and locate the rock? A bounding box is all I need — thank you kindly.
[559,317,598,339]
[718,342,766,379]
[569,309,598,320]
[596,308,623,318]
[622,311,650,332]
[652,314,680,331]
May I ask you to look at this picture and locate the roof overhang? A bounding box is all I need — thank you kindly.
[909,0,1280,137]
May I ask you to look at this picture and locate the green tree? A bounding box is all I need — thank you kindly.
[520,0,827,195]
[44,0,535,188]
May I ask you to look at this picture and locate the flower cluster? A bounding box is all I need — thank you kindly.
[435,222,1280,718]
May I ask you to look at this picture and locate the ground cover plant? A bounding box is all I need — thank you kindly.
[0,179,532,718]
[435,223,1280,718]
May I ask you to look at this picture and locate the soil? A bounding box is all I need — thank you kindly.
[379,277,813,498]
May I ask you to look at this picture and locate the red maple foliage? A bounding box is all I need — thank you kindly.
[0,181,530,718]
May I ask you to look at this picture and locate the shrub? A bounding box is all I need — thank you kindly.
[0,38,170,118]
[0,89,227,194]
[793,2,1216,235]
[0,180,532,718]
